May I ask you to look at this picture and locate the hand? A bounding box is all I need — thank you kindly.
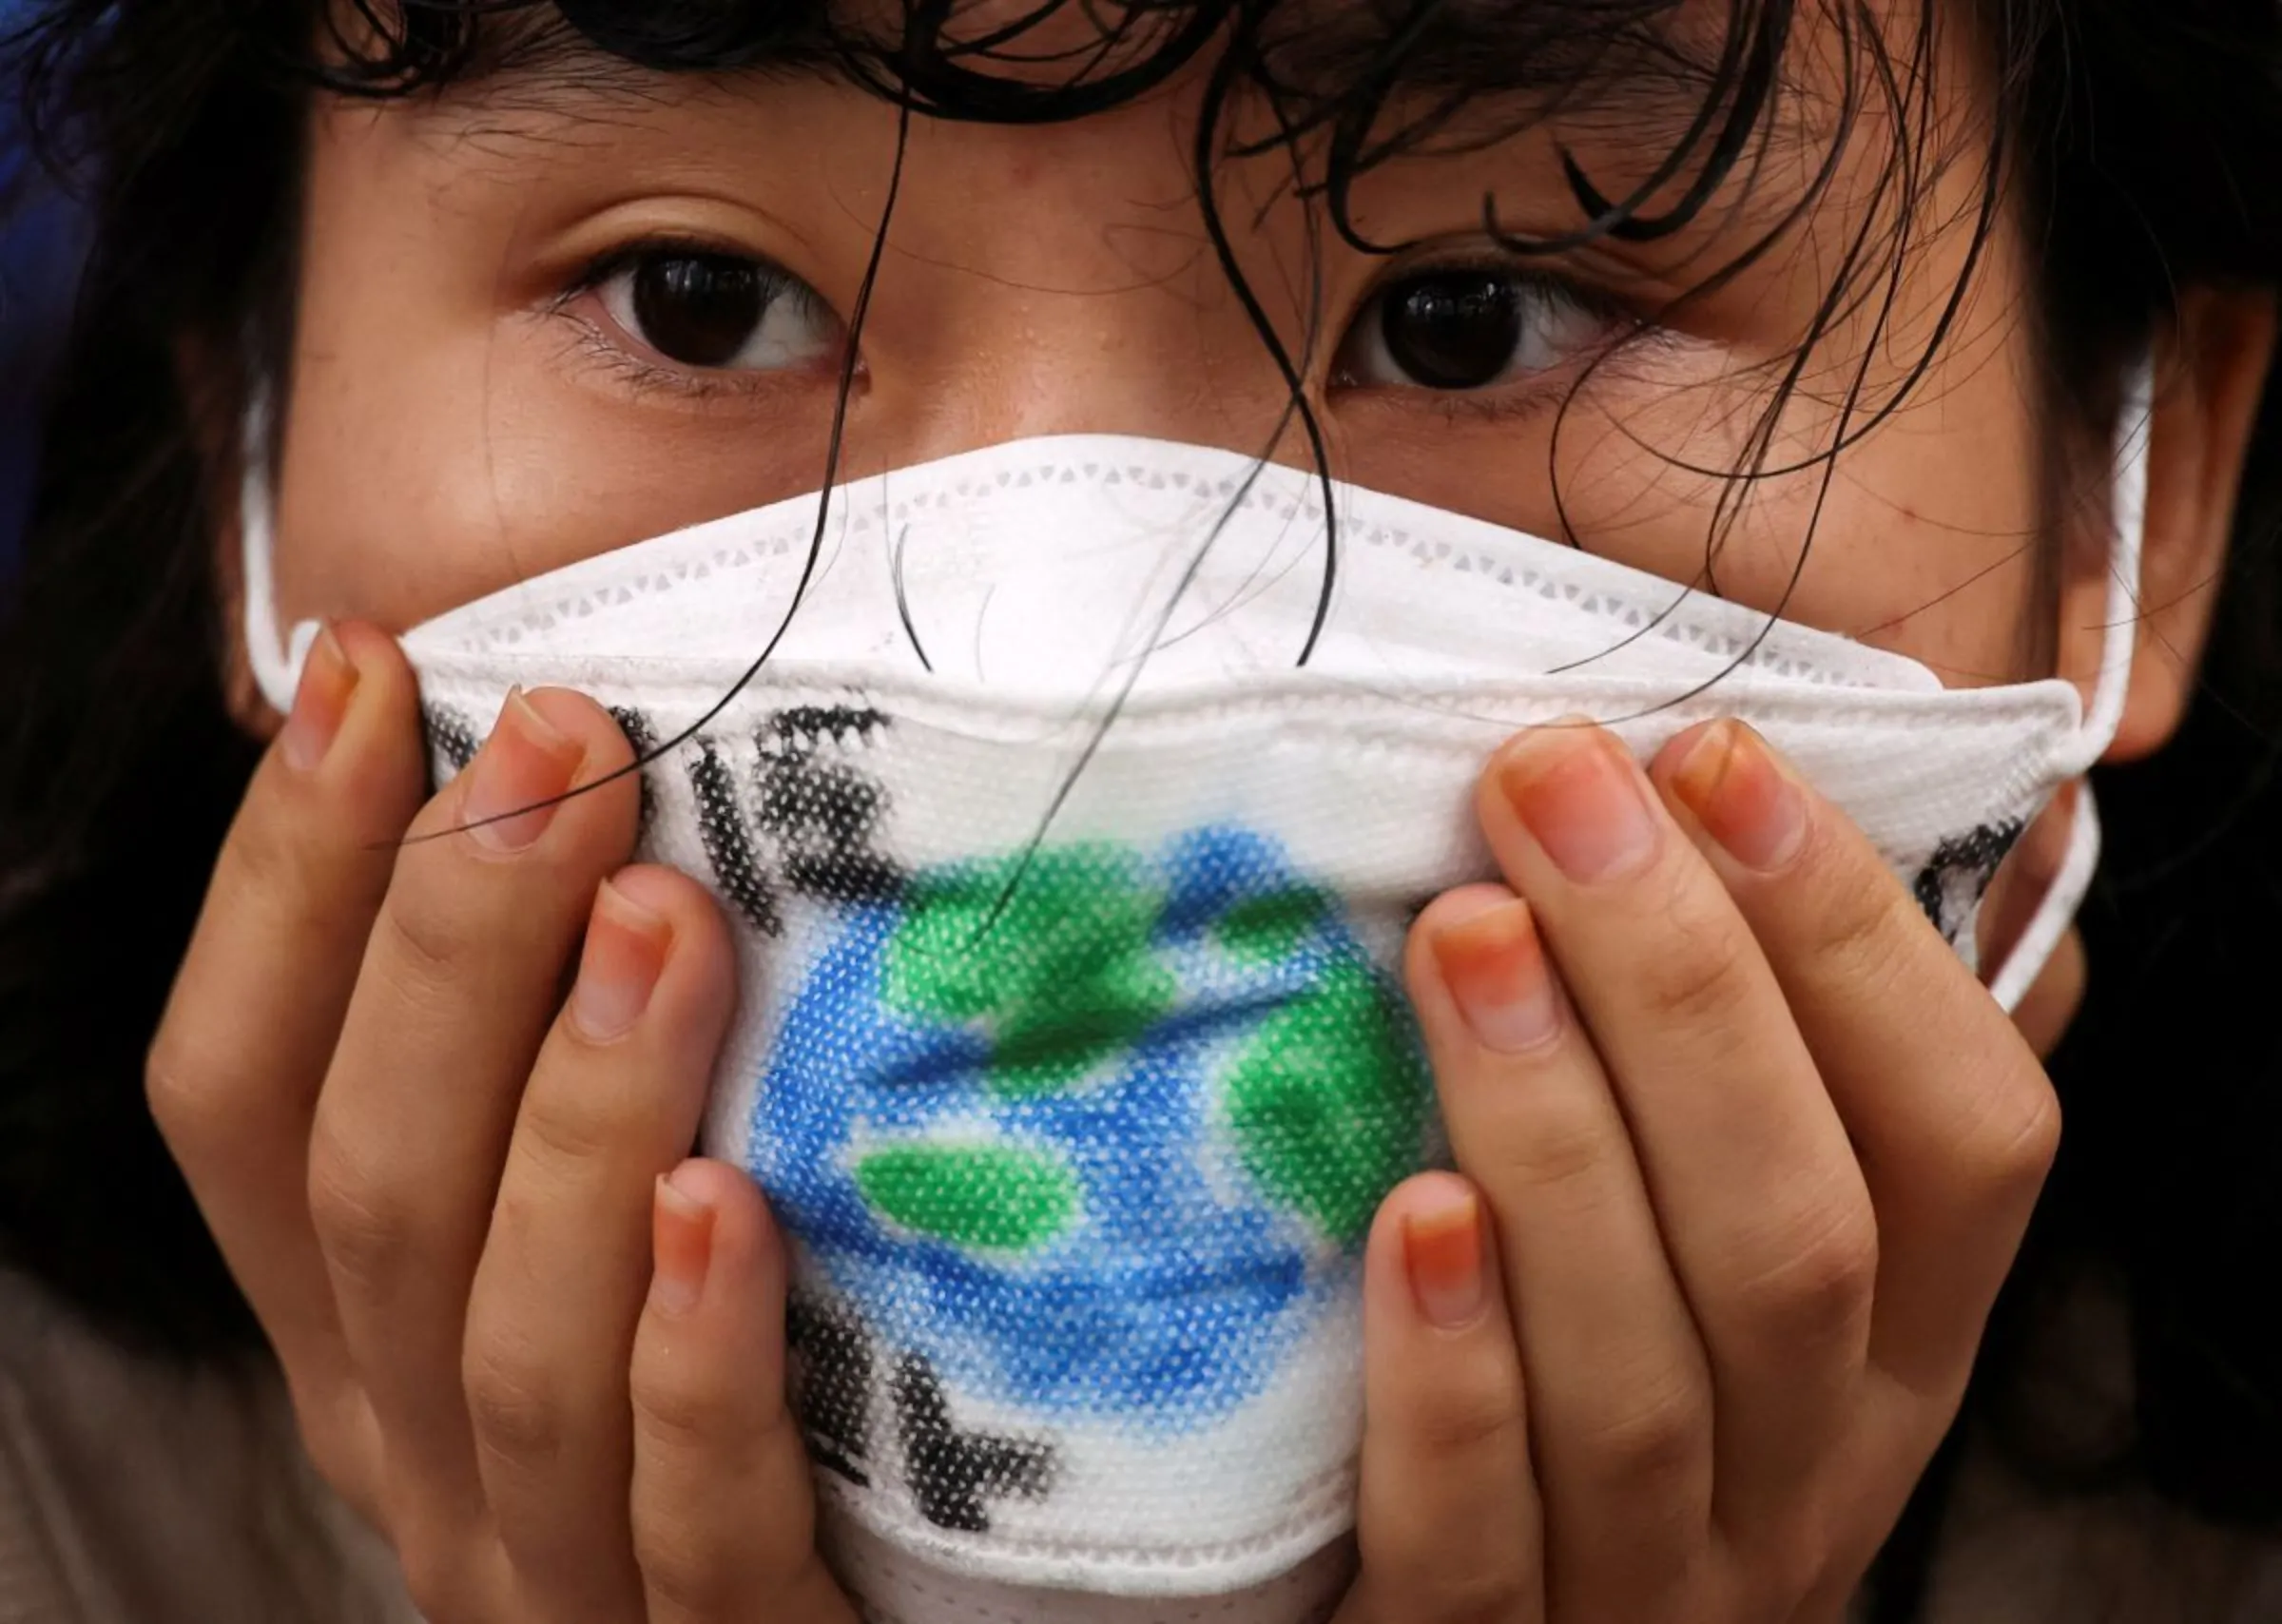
[1339,719,2060,1624]
[146,624,856,1624]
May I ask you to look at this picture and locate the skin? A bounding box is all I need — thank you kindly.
[151,2,2275,1620]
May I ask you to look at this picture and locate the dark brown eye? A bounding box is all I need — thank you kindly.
[599,250,837,372]
[1380,271,1524,389]
[1336,266,1610,393]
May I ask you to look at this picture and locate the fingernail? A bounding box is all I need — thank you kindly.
[1429,899,1564,1054]
[569,879,670,1043]
[651,1168,716,1318]
[279,623,357,774]
[1499,724,1660,883]
[1403,1183,1487,1330]
[462,688,584,853]
[1667,721,1808,874]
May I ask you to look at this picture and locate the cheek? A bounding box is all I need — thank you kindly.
[1546,345,2052,689]
[1343,387,2050,690]
[268,332,843,634]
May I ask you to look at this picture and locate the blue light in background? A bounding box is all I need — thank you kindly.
[1,4,89,582]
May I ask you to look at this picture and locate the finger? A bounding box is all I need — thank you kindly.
[1646,720,2060,1394]
[1344,1171,1542,1624]
[1475,725,1877,1529]
[470,866,736,1622]
[306,686,639,1592]
[1405,887,1707,1613]
[146,621,425,1501]
[630,1160,858,1624]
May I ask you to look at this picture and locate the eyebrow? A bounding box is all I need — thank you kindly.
[1270,0,1712,94]
[431,0,1798,242]
[431,26,736,118]
[433,12,835,117]
[438,1,1744,127]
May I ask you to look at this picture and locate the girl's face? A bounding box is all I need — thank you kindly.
[243,4,2259,865]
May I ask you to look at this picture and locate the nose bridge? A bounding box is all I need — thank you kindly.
[874,131,1308,460]
[893,265,1298,460]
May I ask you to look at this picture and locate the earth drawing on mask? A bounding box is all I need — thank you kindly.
[747,822,1435,1448]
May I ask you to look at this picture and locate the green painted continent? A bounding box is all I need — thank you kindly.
[882,843,1176,1097]
[1225,957,1429,1246]
[854,1143,1079,1252]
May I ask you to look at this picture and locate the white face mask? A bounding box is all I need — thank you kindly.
[242,379,2149,1622]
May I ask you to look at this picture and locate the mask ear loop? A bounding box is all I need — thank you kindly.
[2074,358,2156,763]
[1984,357,2155,1013]
[240,388,319,715]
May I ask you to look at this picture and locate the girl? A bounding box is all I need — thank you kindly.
[1,2,2278,1621]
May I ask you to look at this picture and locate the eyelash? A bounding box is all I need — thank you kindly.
[557,322,763,403]
[1331,258,1643,415]
[548,238,830,404]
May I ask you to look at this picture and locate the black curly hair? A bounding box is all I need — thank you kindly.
[2,3,2280,1620]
